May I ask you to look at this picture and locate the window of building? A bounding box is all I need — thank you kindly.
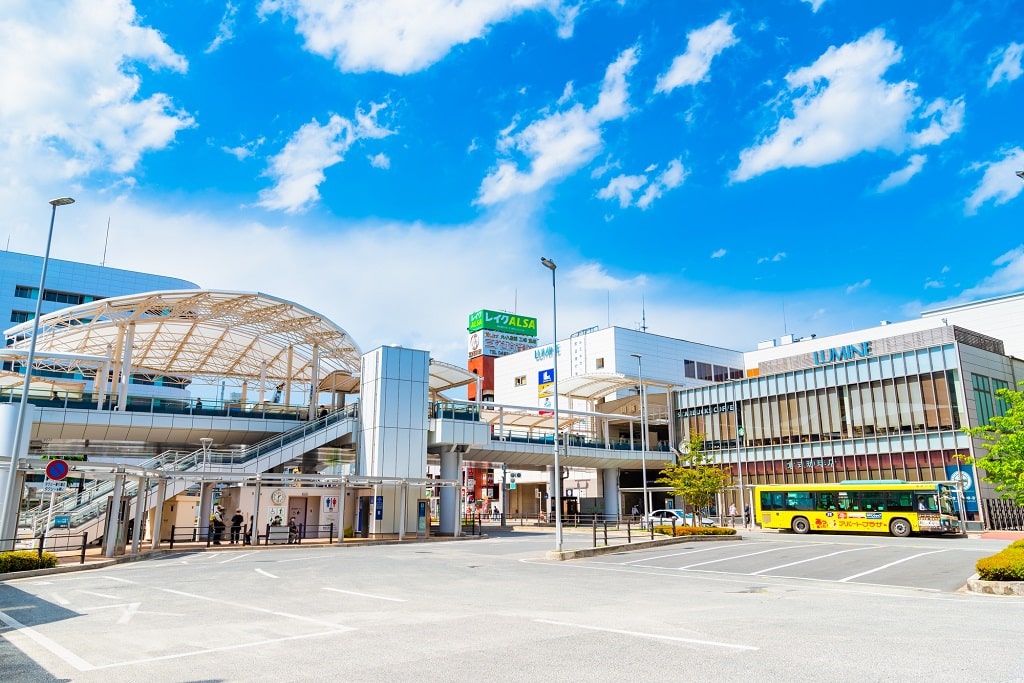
[514,375,527,387]
[42,289,86,306]
[10,310,33,324]
[14,286,38,299]
[729,367,744,380]
[972,373,994,426]
[684,359,696,379]
[993,378,1010,417]
[696,361,712,381]
[595,358,604,370]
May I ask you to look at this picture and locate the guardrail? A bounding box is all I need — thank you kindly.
[0,532,89,564]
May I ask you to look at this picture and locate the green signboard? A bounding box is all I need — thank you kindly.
[468,309,538,336]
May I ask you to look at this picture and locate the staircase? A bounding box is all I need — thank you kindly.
[25,407,358,540]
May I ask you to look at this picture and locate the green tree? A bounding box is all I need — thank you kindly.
[963,383,1024,505]
[656,432,732,517]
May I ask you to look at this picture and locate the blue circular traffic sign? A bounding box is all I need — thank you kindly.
[45,459,70,481]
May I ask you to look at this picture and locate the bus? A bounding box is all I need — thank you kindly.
[754,480,962,537]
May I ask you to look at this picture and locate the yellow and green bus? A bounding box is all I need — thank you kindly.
[754,480,962,537]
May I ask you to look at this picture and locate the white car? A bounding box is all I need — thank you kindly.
[644,509,716,527]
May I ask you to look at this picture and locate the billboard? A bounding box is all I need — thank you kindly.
[468,329,538,358]
[468,309,538,337]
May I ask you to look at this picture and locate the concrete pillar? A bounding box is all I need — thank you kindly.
[116,322,135,411]
[398,483,407,541]
[96,345,112,410]
[439,449,460,536]
[335,484,346,545]
[0,403,34,547]
[308,344,320,420]
[602,468,620,520]
[198,482,215,541]
[150,479,167,549]
[251,480,261,545]
[130,476,146,554]
[547,465,557,520]
[103,473,126,558]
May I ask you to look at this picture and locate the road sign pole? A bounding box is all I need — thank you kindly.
[44,491,55,534]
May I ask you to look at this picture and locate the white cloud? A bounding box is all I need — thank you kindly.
[924,279,943,289]
[566,262,646,291]
[956,245,1024,300]
[801,0,827,11]
[711,248,727,259]
[654,16,738,94]
[597,174,646,207]
[259,0,573,75]
[477,48,638,205]
[732,30,964,182]
[596,158,686,210]
[846,279,871,294]
[757,252,786,264]
[222,137,266,161]
[557,81,575,106]
[0,0,193,183]
[258,102,393,213]
[964,147,1024,214]
[988,42,1024,88]
[368,152,391,169]
[877,154,927,192]
[206,1,239,54]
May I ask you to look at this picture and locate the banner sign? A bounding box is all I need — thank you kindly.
[468,309,538,336]
[468,329,538,358]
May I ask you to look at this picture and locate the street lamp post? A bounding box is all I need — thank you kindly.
[540,257,562,552]
[737,423,747,528]
[0,197,75,546]
[630,353,651,523]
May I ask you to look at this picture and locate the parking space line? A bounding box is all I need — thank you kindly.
[90,629,351,671]
[324,587,406,602]
[256,568,279,579]
[156,588,350,628]
[676,544,817,569]
[535,619,758,651]
[839,549,951,582]
[752,545,881,574]
[0,609,95,671]
[622,542,770,565]
[219,552,252,563]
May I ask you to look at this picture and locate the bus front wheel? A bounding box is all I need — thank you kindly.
[791,517,810,534]
[889,518,911,537]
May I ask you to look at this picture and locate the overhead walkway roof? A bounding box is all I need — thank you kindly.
[4,290,362,383]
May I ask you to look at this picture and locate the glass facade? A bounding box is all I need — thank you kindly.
[674,343,973,485]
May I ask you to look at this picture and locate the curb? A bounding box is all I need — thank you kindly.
[546,533,741,561]
[965,573,1024,596]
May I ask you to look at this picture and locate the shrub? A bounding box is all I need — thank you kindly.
[0,551,58,573]
[976,545,1024,581]
[653,525,737,537]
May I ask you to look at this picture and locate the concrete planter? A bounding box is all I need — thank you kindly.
[966,573,1024,596]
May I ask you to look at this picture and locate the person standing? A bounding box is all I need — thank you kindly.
[230,509,244,544]
[211,506,226,544]
[728,503,738,527]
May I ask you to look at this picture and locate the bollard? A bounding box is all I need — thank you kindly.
[592,518,598,548]
[627,521,631,543]
[603,521,608,546]
[169,526,175,549]
[671,517,677,537]
[80,532,88,564]
[37,531,46,560]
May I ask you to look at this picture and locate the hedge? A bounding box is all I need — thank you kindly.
[0,550,58,573]
[976,541,1024,581]
[653,525,737,537]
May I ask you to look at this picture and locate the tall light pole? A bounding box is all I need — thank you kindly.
[1,197,75,545]
[540,257,562,552]
[737,420,747,528]
[630,353,650,523]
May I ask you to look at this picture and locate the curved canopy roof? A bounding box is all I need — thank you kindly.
[4,290,362,383]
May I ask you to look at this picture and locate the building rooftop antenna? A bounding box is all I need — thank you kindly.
[638,295,648,333]
[100,217,110,267]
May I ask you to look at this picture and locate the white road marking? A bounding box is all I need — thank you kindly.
[324,587,406,602]
[156,587,346,628]
[90,629,353,670]
[0,609,95,671]
[276,555,318,563]
[840,549,952,582]
[255,568,279,579]
[674,544,817,570]
[49,593,70,605]
[622,543,767,565]
[79,590,117,600]
[80,602,185,624]
[219,552,252,563]
[535,619,758,651]
[752,545,881,574]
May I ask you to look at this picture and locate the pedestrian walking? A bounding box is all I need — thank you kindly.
[728,503,737,527]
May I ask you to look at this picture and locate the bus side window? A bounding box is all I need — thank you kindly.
[817,492,836,511]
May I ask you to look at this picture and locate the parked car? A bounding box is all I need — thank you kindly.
[644,509,716,527]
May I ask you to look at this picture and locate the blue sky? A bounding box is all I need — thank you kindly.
[3,0,1024,366]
